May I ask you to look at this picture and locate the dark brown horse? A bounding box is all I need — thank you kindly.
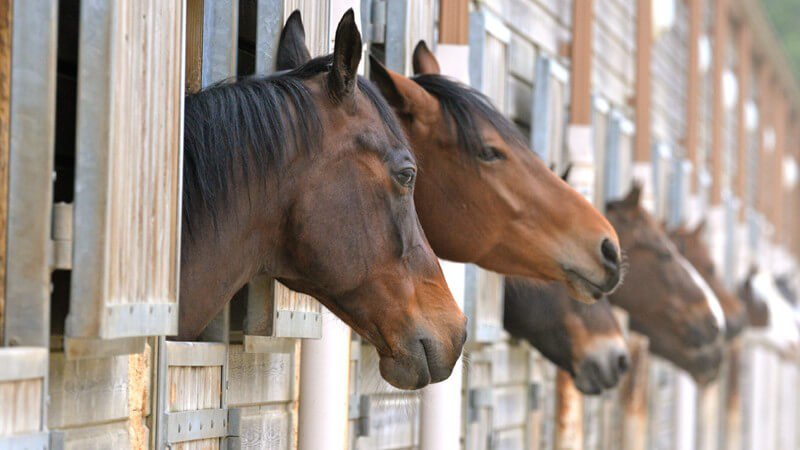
[275,21,622,302]
[180,11,465,390]
[504,279,629,394]
[605,185,724,384]
[669,222,748,339]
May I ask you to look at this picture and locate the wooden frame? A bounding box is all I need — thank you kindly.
[710,0,729,204]
[67,0,185,343]
[438,0,467,45]
[634,0,652,163]
[530,54,570,169]
[686,0,702,192]
[569,0,592,126]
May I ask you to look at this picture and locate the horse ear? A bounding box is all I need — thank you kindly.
[412,41,441,75]
[369,55,406,111]
[560,163,572,182]
[277,10,312,71]
[621,182,642,208]
[328,9,362,103]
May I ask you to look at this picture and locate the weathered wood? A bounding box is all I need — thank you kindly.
[227,344,293,406]
[634,0,652,162]
[238,404,293,449]
[0,379,42,436]
[128,343,151,450]
[554,370,583,450]
[710,0,729,204]
[439,0,468,45]
[5,0,58,349]
[68,0,184,341]
[57,421,133,450]
[185,0,204,92]
[570,0,593,125]
[48,352,130,428]
[620,334,648,450]
[0,0,11,345]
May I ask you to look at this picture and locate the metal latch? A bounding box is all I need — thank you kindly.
[51,202,73,270]
[360,0,387,44]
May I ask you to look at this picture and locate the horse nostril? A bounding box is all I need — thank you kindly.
[601,238,620,266]
[617,353,630,373]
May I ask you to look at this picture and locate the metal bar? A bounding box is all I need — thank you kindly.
[167,409,229,443]
[0,347,48,382]
[383,0,407,73]
[5,0,58,348]
[165,341,227,367]
[202,0,238,86]
[467,11,485,92]
[51,203,73,270]
[255,0,283,75]
[531,56,553,161]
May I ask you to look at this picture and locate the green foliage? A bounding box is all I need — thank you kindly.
[762,0,800,79]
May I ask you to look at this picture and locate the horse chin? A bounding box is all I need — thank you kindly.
[563,271,603,304]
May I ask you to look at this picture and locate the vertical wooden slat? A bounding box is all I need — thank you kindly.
[736,24,751,217]
[634,0,652,162]
[687,0,701,192]
[771,85,785,239]
[755,64,771,218]
[710,0,728,204]
[0,0,11,346]
[555,370,583,450]
[570,0,592,125]
[438,0,468,45]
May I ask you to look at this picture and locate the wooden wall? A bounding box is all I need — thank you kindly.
[0,0,10,345]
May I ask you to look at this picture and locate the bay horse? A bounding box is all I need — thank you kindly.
[180,11,465,390]
[605,185,725,384]
[669,222,748,339]
[275,20,622,302]
[504,279,629,394]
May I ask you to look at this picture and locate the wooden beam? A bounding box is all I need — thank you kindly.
[736,24,751,218]
[755,65,771,218]
[710,0,728,204]
[772,85,786,239]
[0,0,10,346]
[687,0,702,191]
[634,0,652,162]
[185,0,204,93]
[569,0,593,125]
[438,0,468,45]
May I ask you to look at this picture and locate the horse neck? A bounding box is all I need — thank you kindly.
[178,174,283,339]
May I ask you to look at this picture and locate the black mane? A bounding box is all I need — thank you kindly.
[182,54,405,240]
[411,74,527,157]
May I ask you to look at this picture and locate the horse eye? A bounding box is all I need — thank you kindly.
[477,146,506,162]
[394,167,416,188]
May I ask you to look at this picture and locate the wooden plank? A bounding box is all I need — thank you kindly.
[439,0,468,45]
[570,0,593,125]
[0,0,10,345]
[5,0,58,349]
[48,352,131,428]
[238,404,292,449]
[710,0,729,204]
[554,370,583,450]
[736,25,751,206]
[185,0,204,93]
[128,343,151,450]
[68,0,184,340]
[634,0,652,162]
[227,344,293,406]
[0,379,42,436]
[58,421,133,450]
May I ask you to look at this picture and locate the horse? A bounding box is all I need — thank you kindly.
[504,279,629,394]
[738,267,800,357]
[180,10,466,390]
[669,222,748,339]
[605,185,725,384]
[274,20,622,303]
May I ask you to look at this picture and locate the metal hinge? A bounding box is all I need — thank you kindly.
[51,202,73,270]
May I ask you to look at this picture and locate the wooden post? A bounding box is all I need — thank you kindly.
[0,0,11,346]
[438,0,468,45]
[771,85,786,239]
[736,25,751,216]
[185,0,204,93]
[570,0,592,126]
[634,0,652,162]
[756,64,771,220]
[710,0,728,204]
[687,0,702,192]
[621,334,649,450]
[555,370,584,450]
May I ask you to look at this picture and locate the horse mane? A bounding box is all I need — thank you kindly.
[182,54,405,240]
[411,74,527,158]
